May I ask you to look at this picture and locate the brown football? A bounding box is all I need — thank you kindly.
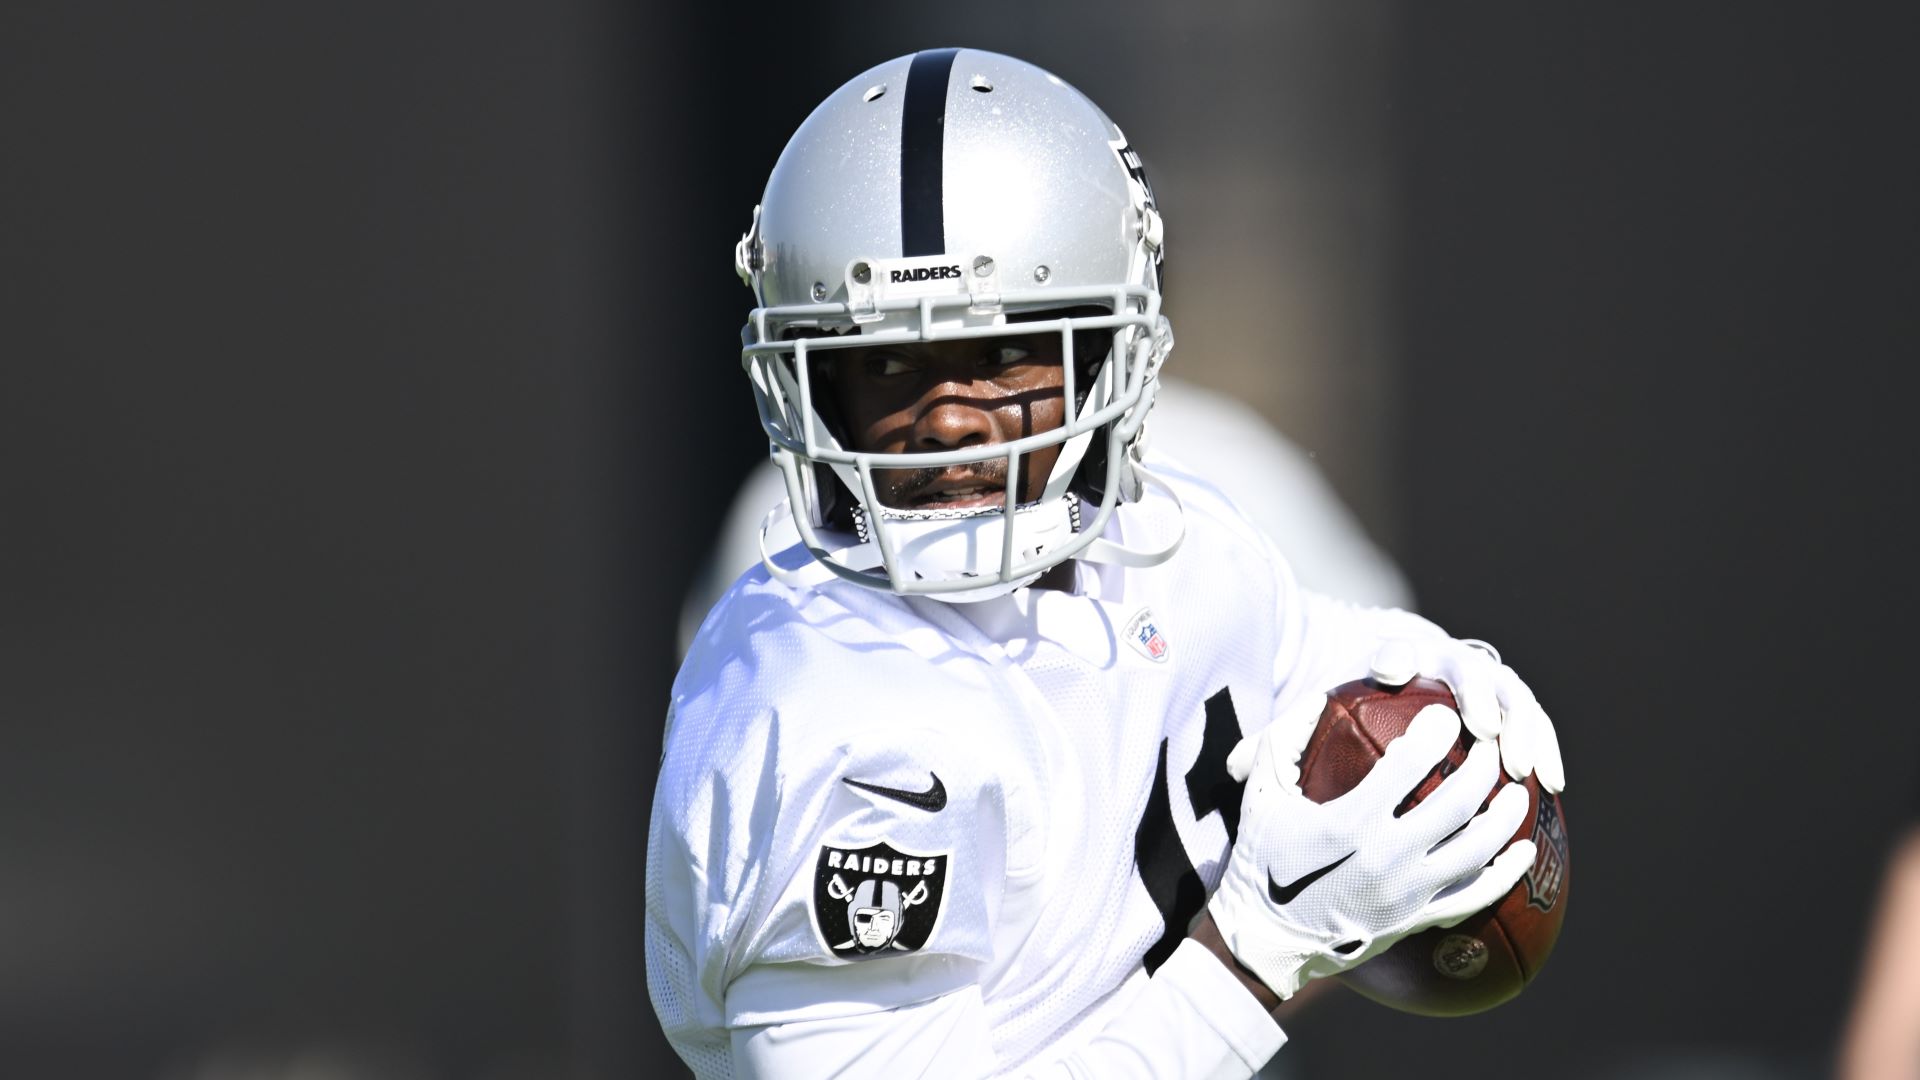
[1297,676,1570,1017]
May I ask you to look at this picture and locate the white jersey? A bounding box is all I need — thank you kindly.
[647,461,1446,1078]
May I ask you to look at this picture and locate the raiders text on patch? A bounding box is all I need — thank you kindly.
[825,850,940,876]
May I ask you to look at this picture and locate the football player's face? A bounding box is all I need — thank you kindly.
[828,331,1068,511]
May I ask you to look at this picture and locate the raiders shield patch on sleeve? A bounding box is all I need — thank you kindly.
[812,839,950,960]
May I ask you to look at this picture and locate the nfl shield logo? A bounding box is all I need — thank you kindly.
[1124,608,1170,663]
[811,839,951,961]
[1524,794,1570,912]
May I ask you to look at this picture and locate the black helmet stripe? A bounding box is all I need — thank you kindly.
[899,48,959,257]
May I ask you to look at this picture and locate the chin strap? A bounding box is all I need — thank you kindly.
[756,499,879,592]
[1075,461,1185,569]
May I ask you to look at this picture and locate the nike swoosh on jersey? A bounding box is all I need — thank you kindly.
[1268,850,1355,905]
[841,772,948,812]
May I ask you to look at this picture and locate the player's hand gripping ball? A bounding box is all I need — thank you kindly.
[1367,637,1566,793]
[1303,676,1572,1016]
[1208,693,1536,1002]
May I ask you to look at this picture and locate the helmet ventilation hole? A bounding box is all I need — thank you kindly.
[863,84,886,102]
[969,76,994,93]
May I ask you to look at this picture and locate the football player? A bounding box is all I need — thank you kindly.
[647,48,1566,1078]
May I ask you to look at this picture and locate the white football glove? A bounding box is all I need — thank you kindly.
[1369,637,1566,793]
[1207,701,1537,1000]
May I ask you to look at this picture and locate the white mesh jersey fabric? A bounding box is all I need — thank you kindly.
[646,456,1449,1078]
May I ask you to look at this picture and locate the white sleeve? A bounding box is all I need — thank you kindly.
[650,707,1017,1077]
[730,940,1284,1079]
[1021,940,1286,1079]
[731,982,997,1078]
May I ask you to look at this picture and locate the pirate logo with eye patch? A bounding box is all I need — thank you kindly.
[812,839,950,960]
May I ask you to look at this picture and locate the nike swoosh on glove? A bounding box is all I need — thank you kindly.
[1207,702,1537,999]
[1369,637,1566,793]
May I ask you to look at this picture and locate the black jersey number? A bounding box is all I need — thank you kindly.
[1132,687,1245,973]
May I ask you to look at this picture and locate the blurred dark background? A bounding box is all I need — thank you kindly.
[3,2,1915,1077]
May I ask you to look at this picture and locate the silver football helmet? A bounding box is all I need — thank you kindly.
[737,48,1179,600]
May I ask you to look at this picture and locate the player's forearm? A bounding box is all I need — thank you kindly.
[1180,911,1335,1019]
[1187,910,1282,1014]
[1838,829,1920,1080]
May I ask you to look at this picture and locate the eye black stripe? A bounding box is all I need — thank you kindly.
[899,48,959,257]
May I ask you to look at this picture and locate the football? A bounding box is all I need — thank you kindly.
[1297,676,1570,1017]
